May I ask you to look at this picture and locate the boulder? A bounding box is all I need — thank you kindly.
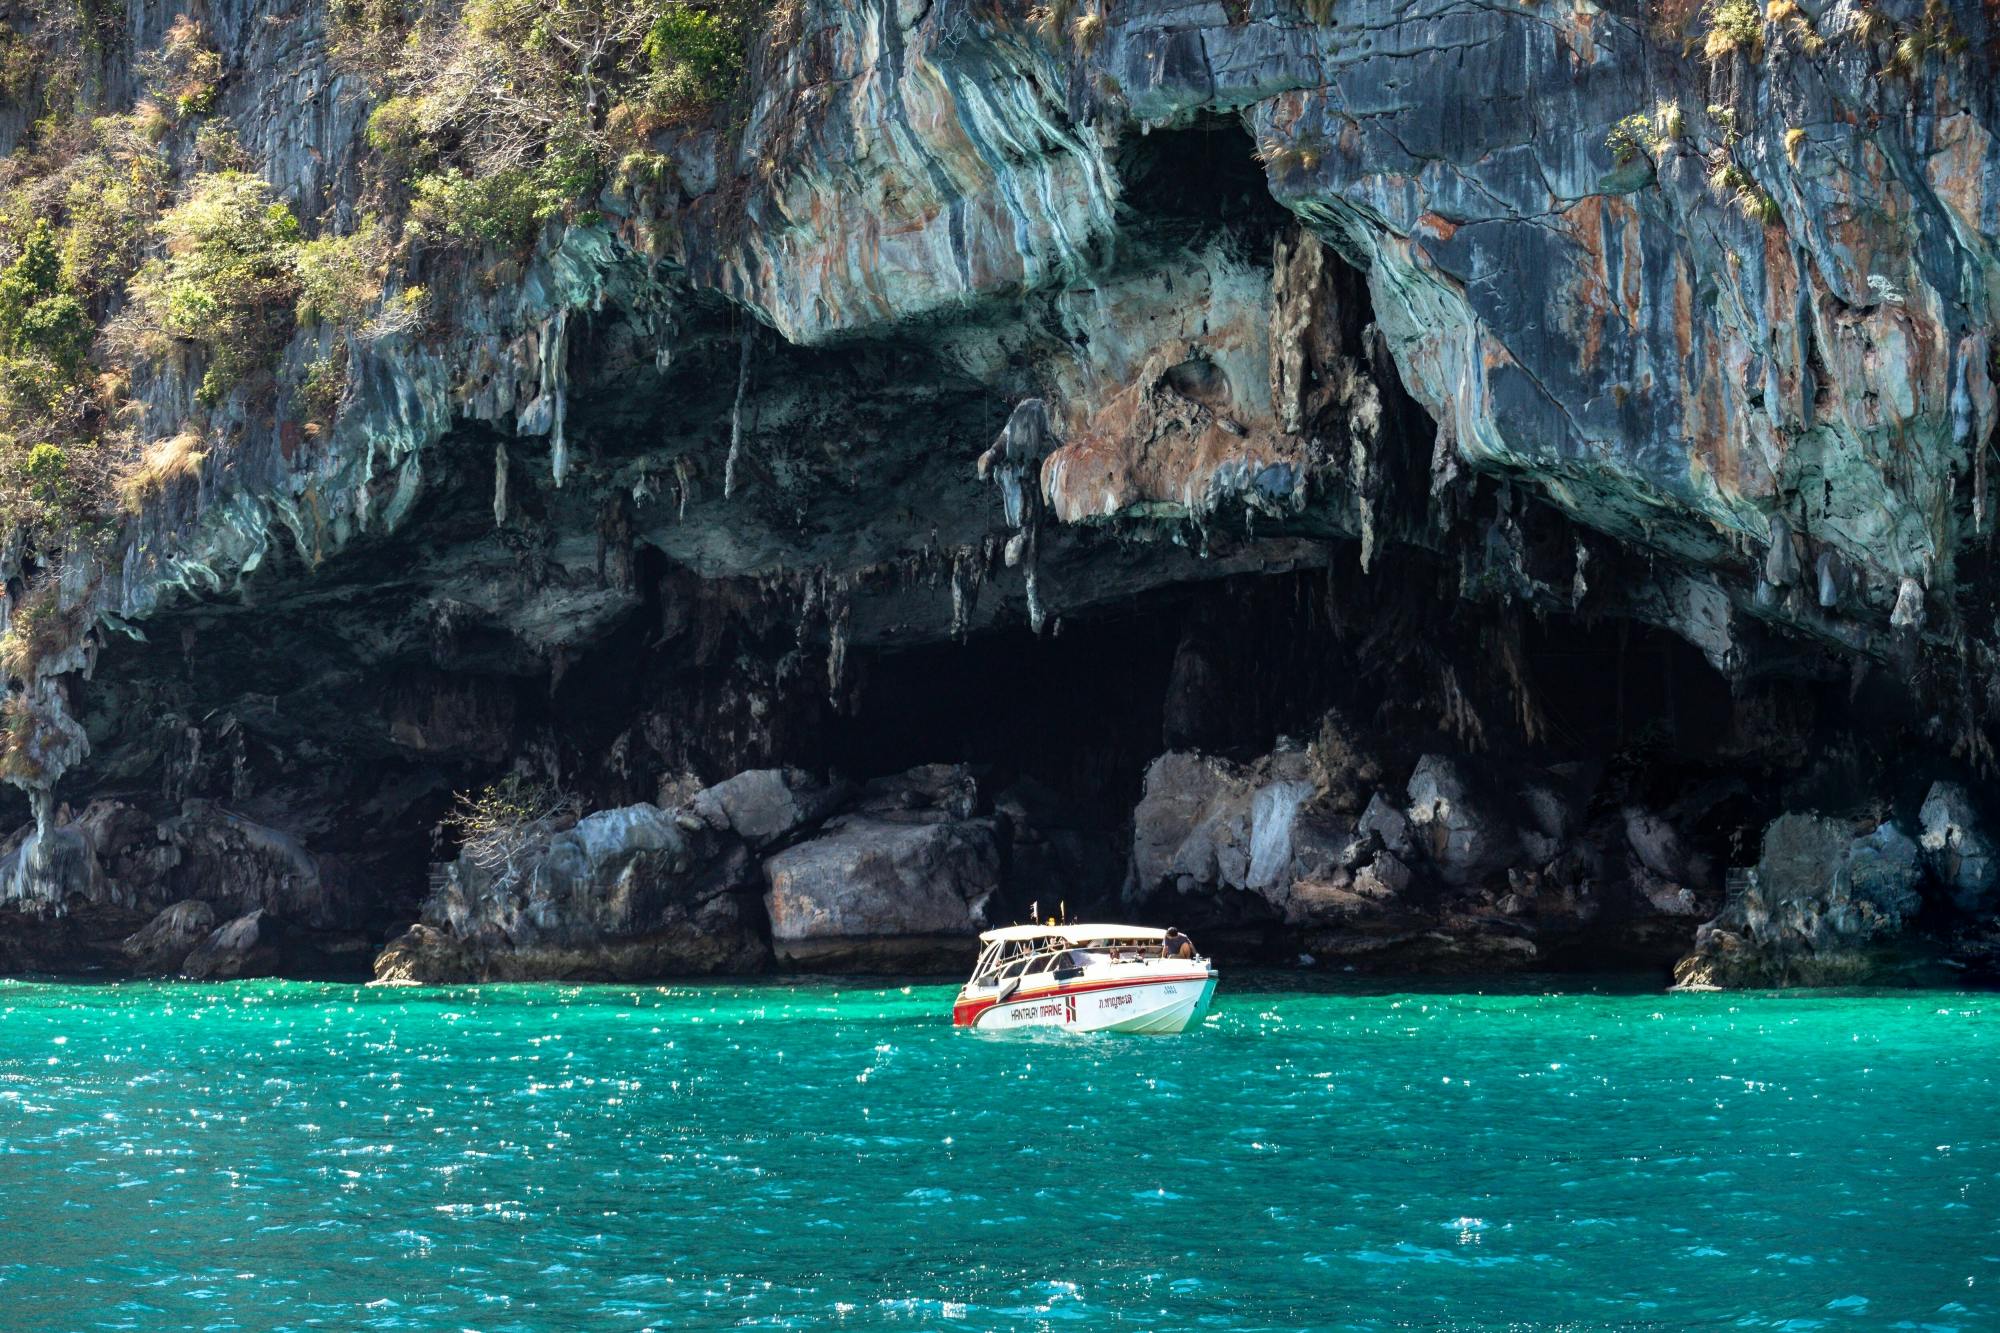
[182,909,283,980]
[688,768,845,850]
[1404,755,1519,885]
[1128,750,1330,916]
[1674,816,1931,988]
[1918,782,1998,913]
[853,764,981,821]
[762,816,1003,971]
[1129,752,1261,902]
[372,923,472,985]
[1356,792,1414,858]
[121,899,216,976]
[1622,806,1688,883]
[396,801,769,982]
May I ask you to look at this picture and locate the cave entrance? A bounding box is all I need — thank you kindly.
[1114,112,1288,253]
[830,601,1185,822]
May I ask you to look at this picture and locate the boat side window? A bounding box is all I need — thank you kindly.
[1000,957,1030,979]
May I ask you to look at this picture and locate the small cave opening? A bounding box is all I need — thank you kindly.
[1114,112,1289,253]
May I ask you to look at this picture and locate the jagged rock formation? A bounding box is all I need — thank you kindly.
[1675,815,1936,987]
[0,0,1996,983]
[1127,724,1722,971]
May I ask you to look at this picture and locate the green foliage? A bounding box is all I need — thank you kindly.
[1703,0,1763,60]
[411,166,566,247]
[1879,0,1969,76]
[293,219,385,327]
[0,225,87,369]
[364,97,429,164]
[124,173,302,403]
[1709,160,1782,227]
[194,120,253,172]
[361,0,767,251]
[1606,102,1683,164]
[643,4,744,106]
[141,15,223,124]
[328,0,413,75]
[0,28,39,104]
[16,444,81,532]
[298,351,349,424]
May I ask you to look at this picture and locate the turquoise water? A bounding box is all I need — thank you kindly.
[0,978,1994,1331]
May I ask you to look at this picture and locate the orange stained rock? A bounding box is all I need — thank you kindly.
[1415,212,1458,243]
[1927,111,1994,239]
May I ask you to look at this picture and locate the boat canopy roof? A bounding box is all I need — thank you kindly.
[977,924,1170,945]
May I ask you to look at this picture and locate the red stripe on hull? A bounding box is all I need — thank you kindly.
[952,972,1212,1027]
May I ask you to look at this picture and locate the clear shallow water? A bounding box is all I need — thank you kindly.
[0,977,1994,1332]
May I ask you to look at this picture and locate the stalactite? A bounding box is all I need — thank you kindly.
[492,442,509,527]
[826,590,851,704]
[724,323,753,500]
[545,310,570,487]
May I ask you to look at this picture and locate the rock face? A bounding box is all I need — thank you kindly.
[1919,783,1998,914]
[375,765,1018,981]
[763,817,1004,971]
[182,910,282,981]
[0,0,1994,983]
[1127,726,1722,971]
[122,900,217,976]
[1675,816,1932,988]
[690,769,847,852]
[382,803,769,982]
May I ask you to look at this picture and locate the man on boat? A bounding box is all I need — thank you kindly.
[1163,927,1195,960]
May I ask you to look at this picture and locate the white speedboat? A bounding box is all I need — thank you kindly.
[951,924,1218,1033]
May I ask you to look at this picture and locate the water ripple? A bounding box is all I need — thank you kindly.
[0,977,1992,1330]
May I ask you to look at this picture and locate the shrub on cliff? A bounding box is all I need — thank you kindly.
[115,172,302,404]
[445,776,581,883]
[642,3,745,108]
[350,0,766,249]
[0,223,94,375]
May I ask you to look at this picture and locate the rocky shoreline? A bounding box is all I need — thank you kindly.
[7,729,1996,987]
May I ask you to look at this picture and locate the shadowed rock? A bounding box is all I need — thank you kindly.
[122,900,217,976]
[1675,817,1932,989]
[183,909,283,980]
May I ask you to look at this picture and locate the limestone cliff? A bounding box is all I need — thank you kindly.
[0,0,1996,983]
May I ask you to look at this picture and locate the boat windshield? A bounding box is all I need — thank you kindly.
[968,932,1194,985]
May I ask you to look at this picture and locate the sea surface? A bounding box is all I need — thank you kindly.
[0,975,1994,1331]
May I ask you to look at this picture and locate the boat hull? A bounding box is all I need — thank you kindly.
[953,971,1217,1034]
